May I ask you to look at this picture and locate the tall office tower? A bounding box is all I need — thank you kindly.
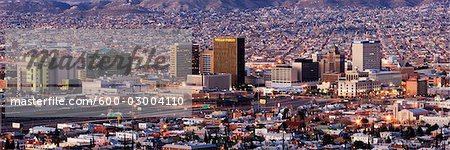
[18,60,49,93]
[199,49,214,74]
[192,44,200,75]
[213,38,245,86]
[48,57,79,91]
[0,45,5,130]
[292,58,319,82]
[319,45,345,76]
[352,40,382,72]
[0,45,4,80]
[170,43,193,80]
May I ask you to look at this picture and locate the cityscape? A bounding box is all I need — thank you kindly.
[0,0,449,149]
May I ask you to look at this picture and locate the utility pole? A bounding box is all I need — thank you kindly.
[132,133,135,150]
[282,131,285,150]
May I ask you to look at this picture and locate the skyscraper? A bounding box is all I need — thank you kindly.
[0,45,5,130]
[170,43,193,80]
[213,38,245,86]
[352,40,382,72]
[192,44,200,75]
[292,58,319,82]
[319,45,345,76]
[199,49,214,74]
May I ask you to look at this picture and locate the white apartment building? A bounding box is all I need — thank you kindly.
[351,133,379,144]
[338,78,380,97]
[170,43,193,80]
[419,115,450,127]
[271,64,298,88]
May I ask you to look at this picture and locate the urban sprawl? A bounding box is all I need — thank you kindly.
[0,1,449,149]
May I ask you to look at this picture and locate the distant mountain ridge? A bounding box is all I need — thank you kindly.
[0,0,443,14]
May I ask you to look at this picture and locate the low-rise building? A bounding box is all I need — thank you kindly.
[428,87,450,97]
[271,64,298,88]
[351,133,378,144]
[367,70,402,86]
[186,73,232,90]
[406,78,428,96]
[162,143,216,150]
[396,108,428,122]
[419,115,450,127]
[338,78,380,97]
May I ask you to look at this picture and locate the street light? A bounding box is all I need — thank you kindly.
[385,115,392,122]
[355,118,362,126]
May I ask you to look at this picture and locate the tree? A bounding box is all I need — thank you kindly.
[52,129,61,147]
[385,137,392,143]
[204,131,209,143]
[426,124,439,134]
[279,122,289,131]
[352,141,370,149]
[282,108,289,119]
[297,110,307,120]
[136,142,142,149]
[361,118,369,124]
[379,125,388,132]
[405,127,416,139]
[322,134,334,145]
[416,127,424,136]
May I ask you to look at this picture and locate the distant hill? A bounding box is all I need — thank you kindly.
[0,0,71,13]
[137,0,439,10]
[0,0,443,14]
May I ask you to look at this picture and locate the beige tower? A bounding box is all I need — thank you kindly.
[352,40,382,72]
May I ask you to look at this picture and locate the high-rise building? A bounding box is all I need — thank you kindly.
[199,49,214,74]
[352,40,382,72]
[319,45,345,76]
[0,45,5,130]
[292,58,319,82]
[213,38,245,86]
[192,44,200,75]
[48,57,79,91]
[0,45,4,80]
[22,62,49,93]
[170,43,193,80]
[17,56,79,94]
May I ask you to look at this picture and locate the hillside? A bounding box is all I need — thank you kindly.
[0,0,443,14]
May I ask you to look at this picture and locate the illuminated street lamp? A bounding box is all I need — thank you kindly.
[385,115,392,122]
[355,118,362,125]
